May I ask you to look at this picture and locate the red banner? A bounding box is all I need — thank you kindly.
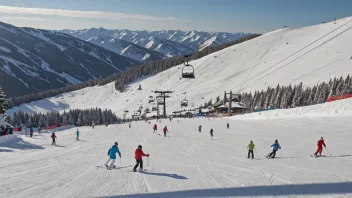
[326,94,352,102]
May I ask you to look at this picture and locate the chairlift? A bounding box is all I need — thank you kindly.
[157,98,164,105]
[181,99,188,107]
[182,54,195,79]
[145,108,151,113]
[148,96,154,103]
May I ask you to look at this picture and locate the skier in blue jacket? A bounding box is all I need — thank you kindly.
[267,139,281,158]
[105,142,121,168]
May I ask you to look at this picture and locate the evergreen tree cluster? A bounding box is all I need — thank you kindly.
[8,34,260,108]
[238,75,352,110]
[0,87,9,115]
[10,108,119,127]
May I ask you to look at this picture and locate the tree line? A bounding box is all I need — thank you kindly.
[8,108,119,127]
[8,34,261,108]
[209,75,352,111]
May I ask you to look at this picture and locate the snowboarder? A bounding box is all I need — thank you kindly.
[198,125,202,133]
[133,145,149,172]
[105,142,121,169]
[163,126,169,137]
[314,137,326,157]
[210,128,214,139]
[227,123,230,129]
[153,124,157,133]
[30,126,34,137]
[75,129,80,141]
[51,132,57,146]
[247,140,255,159]
[267,140,281,158]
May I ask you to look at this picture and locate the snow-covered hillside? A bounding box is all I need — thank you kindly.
[61,28,249,61]
[1,111,352,197]
[9,17,352,119]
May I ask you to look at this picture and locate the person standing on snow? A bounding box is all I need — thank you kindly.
[267,140,281,158]
[51,132,57,146]
[30,126,34,137]
[133,145,149,172]
[105,142,121,169]
[314,137,326,157]
[75,129,80,141]
[227,123,230,129]
[153,124,157,133]
[210,128,214,139]
[163,126,169,137]
[247,140,255,159]
[198,125,202,133]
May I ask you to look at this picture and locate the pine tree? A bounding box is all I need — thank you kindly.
[0,87,9,115]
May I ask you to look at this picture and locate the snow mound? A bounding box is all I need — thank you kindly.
[0,134,22,146]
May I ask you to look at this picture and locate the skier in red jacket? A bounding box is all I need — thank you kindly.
[153,124,157,133]
[163,126,169,137]
[51,132,57,146]
[314,137,326,156]
[133,145,149,172]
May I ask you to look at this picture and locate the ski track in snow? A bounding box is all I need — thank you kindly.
[1,116,352,197]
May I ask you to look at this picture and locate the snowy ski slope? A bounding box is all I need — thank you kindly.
[1,112,352,197]
[7,17,352,118]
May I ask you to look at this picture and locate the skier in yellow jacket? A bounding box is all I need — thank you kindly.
[247,141,255,159]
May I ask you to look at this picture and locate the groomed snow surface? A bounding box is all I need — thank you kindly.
[1,110,352,197]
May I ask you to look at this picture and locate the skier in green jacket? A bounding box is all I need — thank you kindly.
[247,140,255,159]
[76,129,80,141]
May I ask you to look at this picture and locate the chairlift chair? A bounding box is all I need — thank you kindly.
[124,110,129,113]
[148,96,154,103]
[152,106,158,111]
[181,99,188,107]
[157,98,164,105]
[182,54,195,79]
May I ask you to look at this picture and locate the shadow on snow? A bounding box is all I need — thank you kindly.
[4,139,44,150]
[140,171,188,180]
[101,182,352,198]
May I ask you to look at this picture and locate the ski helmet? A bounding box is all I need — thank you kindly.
[114,142,118,145]
[321,137,324,140]
[138,145,142,149]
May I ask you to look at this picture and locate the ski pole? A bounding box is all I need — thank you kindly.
[325,147,333,157]
[279,150,284,158]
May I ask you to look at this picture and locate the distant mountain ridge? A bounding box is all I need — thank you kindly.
[61,28,250,62]
[0,21,141,97]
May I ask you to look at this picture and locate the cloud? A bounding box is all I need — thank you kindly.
[0,5,179,22]
[0,16,79,24]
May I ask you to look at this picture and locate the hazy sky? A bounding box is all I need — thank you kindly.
[0,0,350,33]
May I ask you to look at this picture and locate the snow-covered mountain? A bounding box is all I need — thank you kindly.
[0,22,141,97]
[151,30,249,50]
[61,28,250,61]
[8,17,352,118]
